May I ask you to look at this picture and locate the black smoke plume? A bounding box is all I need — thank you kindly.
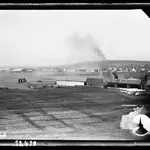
[65,33,109,76]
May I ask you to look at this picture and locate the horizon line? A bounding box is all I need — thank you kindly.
[0,60,150,68]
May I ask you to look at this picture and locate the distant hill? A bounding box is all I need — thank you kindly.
[109,60,150,65]
[55,60,108,69]
[1,60,150,69]
[55,60,150,69]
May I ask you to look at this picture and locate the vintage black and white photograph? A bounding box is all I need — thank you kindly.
[0,8,150,144]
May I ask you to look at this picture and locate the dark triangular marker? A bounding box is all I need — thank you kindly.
[136,117,148,135]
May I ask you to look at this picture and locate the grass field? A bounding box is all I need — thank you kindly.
[0,72,149,140]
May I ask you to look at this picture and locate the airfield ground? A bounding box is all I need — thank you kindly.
[0,72,149,140]
[0,86,148,140]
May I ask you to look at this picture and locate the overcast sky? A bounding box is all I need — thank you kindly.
[0,9,150,67]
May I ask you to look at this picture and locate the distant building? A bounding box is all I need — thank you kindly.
[67,69,75,72]
[27,69,34,72]
[94,69,99,72]
[89,69,95,72]
[56,80,85,86]
[112,67,117,72]
[78,68,87,72]
[21,69,34,72]
[86,78,104,86]
[11,69,23,72]
[131,68,136,72]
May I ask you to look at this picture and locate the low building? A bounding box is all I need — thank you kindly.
[11,68,23,72]
[94,69,99,72]
[146,80,150,91]
[22,69,34,72]
[89,69,95,72]
[56,80,85,86]
[56,77,105,87]
[27,69,34,72]
[78,68,87,72]
[86,78,104,87]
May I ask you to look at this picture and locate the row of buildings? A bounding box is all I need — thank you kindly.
[0,68,34,73]
[108,64,150,73]
[37,68,101,73]
[1,63,149,74]
[0,67,102,73]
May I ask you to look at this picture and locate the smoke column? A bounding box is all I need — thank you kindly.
[65,33,109,78]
